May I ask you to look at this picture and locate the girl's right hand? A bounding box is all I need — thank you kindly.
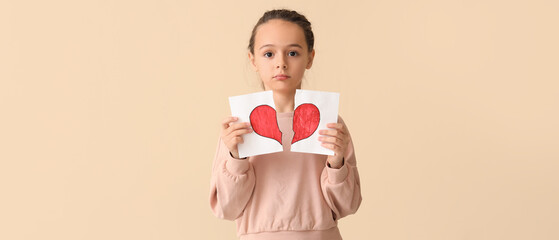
[221,116,253,159]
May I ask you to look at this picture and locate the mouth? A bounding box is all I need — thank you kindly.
[273,74,290,80]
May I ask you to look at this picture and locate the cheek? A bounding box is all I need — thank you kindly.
[294,62,308,74]
[257,61,273,71]
[255,64,272,80]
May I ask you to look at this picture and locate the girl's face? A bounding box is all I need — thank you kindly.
[249,19,315,93]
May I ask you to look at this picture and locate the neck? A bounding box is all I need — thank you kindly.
[272,90,296,113]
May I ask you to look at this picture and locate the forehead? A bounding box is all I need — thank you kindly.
[254,19,307,49]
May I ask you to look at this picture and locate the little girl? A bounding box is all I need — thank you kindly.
[210,9,362,240]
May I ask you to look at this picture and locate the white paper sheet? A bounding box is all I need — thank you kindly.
[290,89,340,155]
[228,91,283,158]
[228,90,340,157]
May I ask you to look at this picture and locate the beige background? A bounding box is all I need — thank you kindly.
[1,0,558,239]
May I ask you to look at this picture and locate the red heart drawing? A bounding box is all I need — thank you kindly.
[292,103,320,144]
[249,103,320,145]
[250,105,283,144]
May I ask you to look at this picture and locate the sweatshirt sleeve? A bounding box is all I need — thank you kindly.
[320,117,362,220]
[209,137,256,220]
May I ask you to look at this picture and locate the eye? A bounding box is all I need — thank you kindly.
[288,51,298,57]
[264,52,273,58]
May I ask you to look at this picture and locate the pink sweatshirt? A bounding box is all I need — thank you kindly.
[209,112,362,240]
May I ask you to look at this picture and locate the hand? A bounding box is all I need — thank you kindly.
[318,122,350,168]
[220,116,252,159]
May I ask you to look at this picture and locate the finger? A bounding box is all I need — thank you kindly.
[318,135,343,145]
[226,137,244,151]
[321,142,342,153]
[229,127,253,137]
[326,123,347,134]
[222,116,238,130]
[224,123,252,139]
[326,122,342,129]
[321,136,350,151]
[227,122,252,133]
[222,122,250,139]
[318,129,344,137]
[234,136,244,144]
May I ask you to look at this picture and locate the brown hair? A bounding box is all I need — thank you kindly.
[248,9,314,54]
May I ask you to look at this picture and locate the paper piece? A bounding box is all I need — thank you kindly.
[229,91,283,158]
[290,89,339,155]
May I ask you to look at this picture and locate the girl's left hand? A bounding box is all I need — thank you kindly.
[318,122,350,169]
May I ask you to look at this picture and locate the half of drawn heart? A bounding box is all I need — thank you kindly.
[292,103,320,144]
[250,105,283,144]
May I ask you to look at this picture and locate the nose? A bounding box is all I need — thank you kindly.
[276,56,287,69]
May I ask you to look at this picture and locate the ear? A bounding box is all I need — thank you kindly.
[306,49,315,69]
[248,52,258,72]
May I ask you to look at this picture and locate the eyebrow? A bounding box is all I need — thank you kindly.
[259,44,304,50]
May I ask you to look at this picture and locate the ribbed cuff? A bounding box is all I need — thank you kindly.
[225,155,250,176]
[326,161,349,184]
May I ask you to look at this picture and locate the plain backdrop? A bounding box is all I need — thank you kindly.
[1,0,558,239]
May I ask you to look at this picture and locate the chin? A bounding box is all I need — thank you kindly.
[270,88,298,94]
[264,81,301,92]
